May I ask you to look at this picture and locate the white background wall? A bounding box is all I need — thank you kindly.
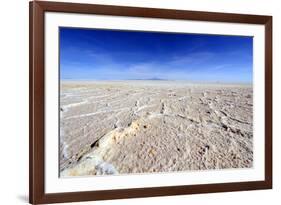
[0,0,279,204]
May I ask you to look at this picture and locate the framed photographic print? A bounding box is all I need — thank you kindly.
[29,1,272,204]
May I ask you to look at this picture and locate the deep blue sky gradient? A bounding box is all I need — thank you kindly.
[60,27,253,83]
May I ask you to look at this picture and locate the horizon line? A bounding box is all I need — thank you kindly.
[60,78,253,84]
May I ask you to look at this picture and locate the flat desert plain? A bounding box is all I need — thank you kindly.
[59,81,253,176]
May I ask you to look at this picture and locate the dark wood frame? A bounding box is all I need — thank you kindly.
[29,1,272,204]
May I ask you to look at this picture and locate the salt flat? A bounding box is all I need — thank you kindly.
[59,80,253,176]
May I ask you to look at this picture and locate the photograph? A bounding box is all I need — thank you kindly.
[59,28,254,177]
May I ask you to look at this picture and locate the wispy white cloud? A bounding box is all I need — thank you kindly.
[62,50,250,82]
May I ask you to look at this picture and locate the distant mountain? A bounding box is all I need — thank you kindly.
[128,77,168,81]
[146,77,167,81]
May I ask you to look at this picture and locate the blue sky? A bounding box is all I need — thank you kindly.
[60,27,253,83]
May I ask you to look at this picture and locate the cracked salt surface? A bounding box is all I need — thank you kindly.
[59,81,253,177]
